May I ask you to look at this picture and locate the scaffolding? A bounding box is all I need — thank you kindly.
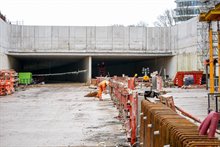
[199,2,220,92]
[197,0,219,71]
[199,2,220,113]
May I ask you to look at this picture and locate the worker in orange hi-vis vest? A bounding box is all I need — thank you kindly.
[96,80,109,101]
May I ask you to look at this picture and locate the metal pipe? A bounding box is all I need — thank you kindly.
[175,106,201,123]
[215,95,218,112]
[209,22,215,93]
[208,93,211,113]
[206,64,209,90]
[218,21,220,92]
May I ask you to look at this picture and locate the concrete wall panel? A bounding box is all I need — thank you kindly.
[9,25,22,51]
[51,26,59,50]
[123,27,130,50]
[7,25,177,53]
[86,27,96,50]
[21,26,35,51]
[146,27,171,52]
[129,27,144,50]
[34,26,52,51]
[58,27,69,50]
[0,17,203,79]
[112,27,125,50]
[0,19,10,69]
[0,53,9,69]
[177,18,197,52]
[96,27,112,50]
[73,27,87,50]
[177,52,198,71]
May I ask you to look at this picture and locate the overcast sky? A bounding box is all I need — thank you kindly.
[0,0,176,26]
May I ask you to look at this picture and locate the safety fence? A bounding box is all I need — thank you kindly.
[109,76,137,145]
[0,69,18,96]
[109,76,220,146]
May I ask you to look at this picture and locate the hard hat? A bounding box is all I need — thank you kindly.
[143,75,149,81]
[134,74,138,77]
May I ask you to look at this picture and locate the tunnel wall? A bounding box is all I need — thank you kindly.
[7,25,172,53]
[171,17,201,74]
[0,17,203,80]
[131,18,200,78]
[0,19,11,69]
[5,18,198,57]
[147,57,177,78]
[79,56,92,83]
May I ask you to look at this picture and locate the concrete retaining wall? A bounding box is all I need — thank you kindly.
[7,25,173,54]
[79,56,92,83]
[0,17,202,81]
[171,17,200,72]
[0,19,11,70]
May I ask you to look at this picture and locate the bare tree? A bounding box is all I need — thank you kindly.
[154,9,176,27]
[127,21,148,27]
[136,21,148,27]
[112,24,124,27]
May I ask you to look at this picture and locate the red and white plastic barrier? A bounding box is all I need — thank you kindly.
[109,76,138,145]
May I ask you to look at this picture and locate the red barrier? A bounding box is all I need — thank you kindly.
[173,71,203,87]
[109,77,138,146]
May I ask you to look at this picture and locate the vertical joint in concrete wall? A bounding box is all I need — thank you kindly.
[88,56,92,84]
[82,56,92,84]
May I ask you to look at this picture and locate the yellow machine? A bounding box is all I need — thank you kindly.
[143,75,150,81]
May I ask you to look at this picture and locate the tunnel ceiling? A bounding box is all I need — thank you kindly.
[13,55,85,61]
[12,54,166,60]
[92,55,156,60]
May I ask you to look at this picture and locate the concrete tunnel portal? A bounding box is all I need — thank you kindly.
[9,55,174,83]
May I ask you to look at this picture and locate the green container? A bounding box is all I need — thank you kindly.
[19,72,32,85]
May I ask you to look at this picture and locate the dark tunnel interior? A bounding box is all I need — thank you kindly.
[10,55,171,83]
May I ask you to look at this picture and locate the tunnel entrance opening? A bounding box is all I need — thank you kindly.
[9,55,174,83]
[92,56,172,79]
[92,59,143,78]
[15,56,86,83]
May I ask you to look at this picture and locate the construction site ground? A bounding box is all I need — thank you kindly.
[164,87,208,121]
[0,84,128,147]
[0,83,216,146]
